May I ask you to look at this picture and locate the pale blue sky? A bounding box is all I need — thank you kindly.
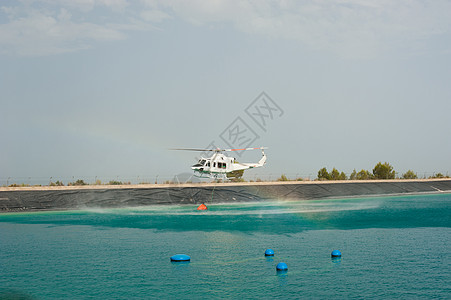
[1,0,451,184]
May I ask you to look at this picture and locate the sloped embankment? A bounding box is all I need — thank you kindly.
[1,179,451,212]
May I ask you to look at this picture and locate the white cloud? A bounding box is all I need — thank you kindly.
[0,1,162,56]
[26,0,130,12]
[0,8,125,55]
[154,0,451,58]
[140,10,171,23]
[1,0,450,57]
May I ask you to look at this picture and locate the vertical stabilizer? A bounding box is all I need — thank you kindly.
[257,150,267,166]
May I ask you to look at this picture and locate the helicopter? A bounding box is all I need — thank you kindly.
[172,147,267,179]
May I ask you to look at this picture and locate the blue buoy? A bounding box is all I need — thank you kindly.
[170,254,191,262]
[265,249,274,256]
[276,262,288,271]
[331,250,342,258]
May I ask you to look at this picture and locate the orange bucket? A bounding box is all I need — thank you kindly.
[197,203,208,210]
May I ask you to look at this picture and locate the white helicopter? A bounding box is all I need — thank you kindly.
[172,147,267,179]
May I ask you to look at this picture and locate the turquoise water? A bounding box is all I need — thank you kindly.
[1,194,450,299]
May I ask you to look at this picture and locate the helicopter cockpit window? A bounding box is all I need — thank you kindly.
[207,162,210,167]
[192,159,206,167]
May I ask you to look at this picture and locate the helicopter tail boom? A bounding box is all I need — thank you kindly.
[231,149,267,171]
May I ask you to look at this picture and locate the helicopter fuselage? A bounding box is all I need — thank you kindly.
[191,151,266,178]
[192,154,235,174]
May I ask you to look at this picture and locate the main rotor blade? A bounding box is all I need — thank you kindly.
[223,147,268,152]
[169,148,219,152]
[170,146,267,152]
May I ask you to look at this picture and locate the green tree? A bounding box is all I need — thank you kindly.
[229,177,245,182]
[402,170,417,179]
[317,167,330,180]
[277,174,289,181]
[338,171,347,180]
[329,168,346,180]
[356,169,372,180]
[350,169,357,180]
[330,168,340,180]
[73,179,86,186]
[108,180,122,185]
[373,162,395,179]
[430,173,445,178]
[50,180,64,186]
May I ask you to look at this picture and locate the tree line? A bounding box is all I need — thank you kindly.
[317,162,448,181]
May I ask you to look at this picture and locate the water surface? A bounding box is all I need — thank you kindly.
[1,194,450,299]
